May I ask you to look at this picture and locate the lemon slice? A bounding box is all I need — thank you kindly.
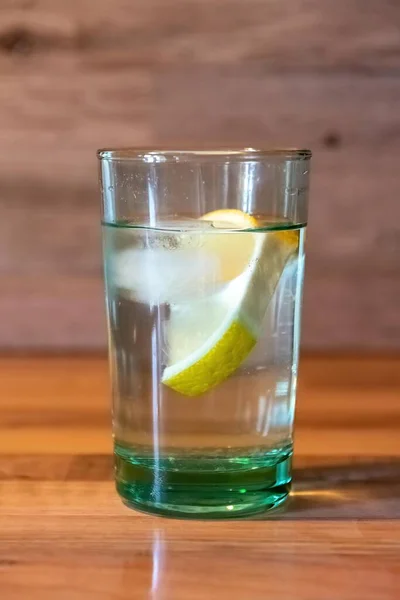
[162,210,298,396]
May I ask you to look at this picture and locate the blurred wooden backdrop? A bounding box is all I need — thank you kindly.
[0,0,399,350]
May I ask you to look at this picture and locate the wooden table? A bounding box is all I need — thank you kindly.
[0,356,399,599]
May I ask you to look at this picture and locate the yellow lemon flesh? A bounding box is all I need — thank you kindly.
[162,210,298,396]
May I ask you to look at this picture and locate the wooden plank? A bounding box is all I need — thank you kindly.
[0,0,399,70]
[0,274,399,350]
[3,71,400,274]
[303,274,400,350]
[0,67,153,184]
[0,487,399,600]
[156,69,400,349]
[0,455,114,482]
[0,356,399,599]
[0,189,99,276]
[0,1,399,350]
[0,276,105,349]
[0,512,398,599]
[0,356,399,455]
[1,70,400,347]
[0,468,400,519]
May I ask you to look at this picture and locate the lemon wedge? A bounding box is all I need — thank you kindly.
[162,210,298,396]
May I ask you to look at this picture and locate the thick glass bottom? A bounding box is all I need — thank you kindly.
[115,443,292,519]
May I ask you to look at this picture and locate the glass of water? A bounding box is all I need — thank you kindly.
[98,148,311,518]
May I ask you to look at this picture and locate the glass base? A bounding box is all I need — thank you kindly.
[115,444,292,519]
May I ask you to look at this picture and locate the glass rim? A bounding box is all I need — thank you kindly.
[97,147,312,162]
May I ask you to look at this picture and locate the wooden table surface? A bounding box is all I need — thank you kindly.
[0,356,399,599]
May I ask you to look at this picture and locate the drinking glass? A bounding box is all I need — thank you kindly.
[98,148,311,518]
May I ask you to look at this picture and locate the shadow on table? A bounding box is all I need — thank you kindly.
[264,458,400,520]
[2,454,399,520]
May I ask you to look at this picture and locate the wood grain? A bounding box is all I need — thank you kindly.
[0,355,399,455]
[0,0,399,70]
[0,513,398,600]
[0,0,400,349]
[0,355,399,599]
[1,70,400,349]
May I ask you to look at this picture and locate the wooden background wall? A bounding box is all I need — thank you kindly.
[1,0,399,350]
